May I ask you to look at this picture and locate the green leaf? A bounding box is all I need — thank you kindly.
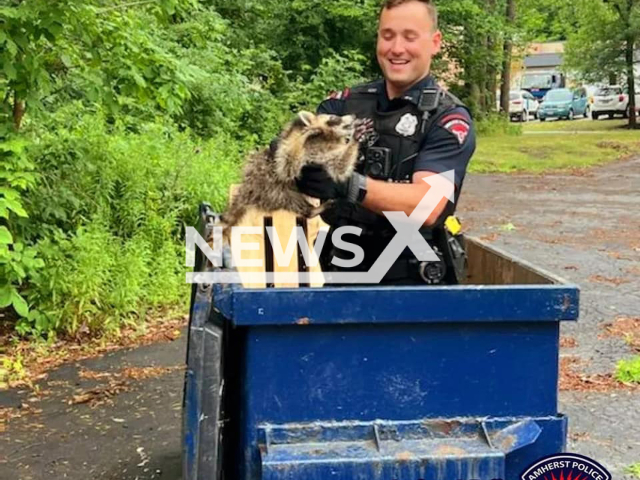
[0,187,20,200]
[0,226,13,244]
[6,197,28,217]
[3,61,17,80]
[47,22,63,38]
[0,285,13,308]
[11,290,29,317]
[60,54,73,68]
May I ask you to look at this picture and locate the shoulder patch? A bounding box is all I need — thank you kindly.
[439,111,471,145]
[441,118,470,145]
[439,112,470,126]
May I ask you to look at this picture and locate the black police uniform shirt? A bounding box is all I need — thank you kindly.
[316,74,476,193]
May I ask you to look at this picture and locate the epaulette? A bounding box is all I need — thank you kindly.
[419,87,471,134]
[349,80,383,95]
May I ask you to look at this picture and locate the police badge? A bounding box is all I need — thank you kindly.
[395,113,418,136]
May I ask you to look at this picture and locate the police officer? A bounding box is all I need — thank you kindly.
[296,0,476,285]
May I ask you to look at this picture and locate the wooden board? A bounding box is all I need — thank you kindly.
[305,209,328,288]
[227,186,327,288]
[271,210,299,288]
[228,186,266,288]
[465,237,554,285]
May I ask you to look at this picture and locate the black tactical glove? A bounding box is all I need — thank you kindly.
[296,164,367,203]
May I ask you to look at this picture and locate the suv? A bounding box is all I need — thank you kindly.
[592,85,640,119]
[538,88,589,121]
[509,90,539,122]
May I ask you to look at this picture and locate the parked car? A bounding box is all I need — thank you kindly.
[538,88,589,121]
[591,85,640,119]
[509,90,539,122]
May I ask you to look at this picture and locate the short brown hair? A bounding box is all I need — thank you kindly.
[379,0,438,30]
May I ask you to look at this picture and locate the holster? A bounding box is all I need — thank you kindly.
[437,229,468,285]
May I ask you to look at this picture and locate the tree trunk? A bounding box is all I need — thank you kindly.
[13,92,25,131]
[499,0,516,115]
[485,0,498,113]
[626,38,636,128]
[484,0,498,113]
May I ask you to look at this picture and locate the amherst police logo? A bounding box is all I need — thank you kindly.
[395,113,418,136]
[443,119,470,144]
[521,453,611,480]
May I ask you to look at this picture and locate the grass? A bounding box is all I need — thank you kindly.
[472,119,640,173]
[615,356,640,384]
[626,464,640,479]
[523,117,630,132]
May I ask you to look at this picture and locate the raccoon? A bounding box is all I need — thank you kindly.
[221,111,368,234]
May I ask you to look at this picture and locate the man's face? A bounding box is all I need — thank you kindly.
[376,1,442,97]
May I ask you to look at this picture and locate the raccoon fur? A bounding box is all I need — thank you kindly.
[221,111,367,234]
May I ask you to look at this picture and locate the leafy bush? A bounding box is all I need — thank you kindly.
[13,108,242,336]
[0,135,42,322]
[286,50,370,111]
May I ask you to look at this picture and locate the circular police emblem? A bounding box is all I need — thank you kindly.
[395,113,418,136]
[521,453,611,480]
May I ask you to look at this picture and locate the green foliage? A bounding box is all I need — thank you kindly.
[207,0,380,80]
[625,463,640,479]
[287,50,370,111]
[615,356,640,384]
[518,0,579,42]
[563,1,625,83]
[0,135,42,322]
[562,0,640,127]
[17,110,240,335]
[1,0,198,123]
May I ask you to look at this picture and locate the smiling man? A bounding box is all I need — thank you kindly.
[296,0,476,285]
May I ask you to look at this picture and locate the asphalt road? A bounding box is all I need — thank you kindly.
[458,156,640,479]
[1,156,639,480]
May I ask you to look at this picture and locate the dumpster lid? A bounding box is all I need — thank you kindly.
[213,283,578,326]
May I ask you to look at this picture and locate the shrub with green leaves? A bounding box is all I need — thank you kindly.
[0,135,43,322]
[15,110,242,336]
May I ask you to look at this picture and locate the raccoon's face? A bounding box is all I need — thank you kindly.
[274,111,367,182]
[293,111,357,145]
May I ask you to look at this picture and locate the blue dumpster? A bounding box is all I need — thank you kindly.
[183,207,579,480]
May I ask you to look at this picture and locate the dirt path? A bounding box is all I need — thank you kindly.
[458,156,640,479]
[1,158,639,480]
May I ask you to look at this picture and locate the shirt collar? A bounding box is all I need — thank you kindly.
[379,75,437,111]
